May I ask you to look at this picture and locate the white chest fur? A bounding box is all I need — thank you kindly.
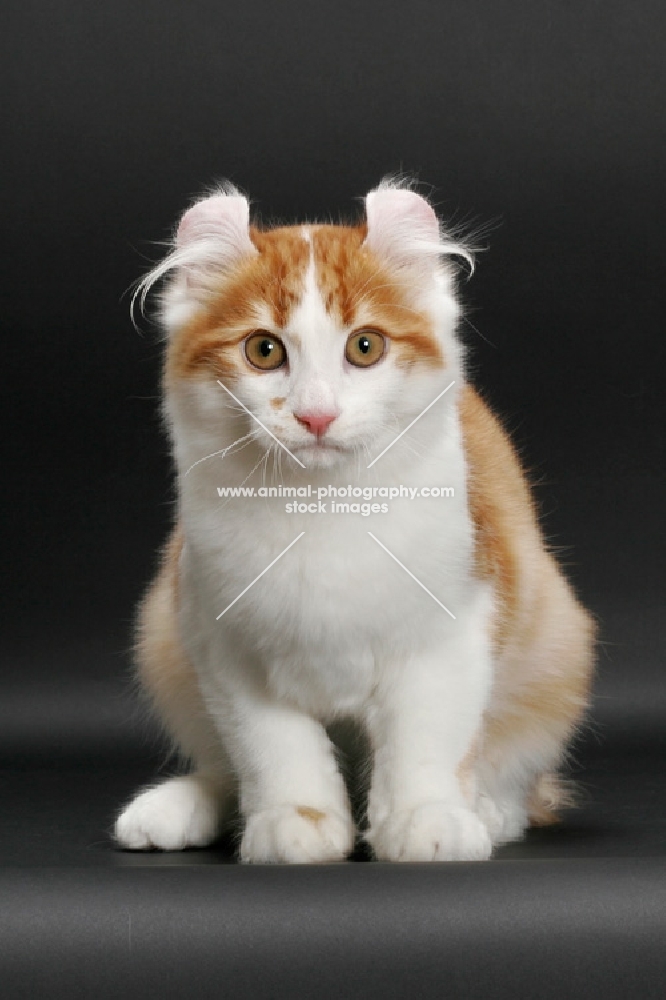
[176,399,476,720]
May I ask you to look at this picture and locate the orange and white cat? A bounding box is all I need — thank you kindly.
[115,179,595,862]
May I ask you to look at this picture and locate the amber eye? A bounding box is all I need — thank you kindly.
[345,328,386,368]
[244,331,287,371]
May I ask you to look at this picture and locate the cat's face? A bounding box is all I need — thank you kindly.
[155,184,470,472]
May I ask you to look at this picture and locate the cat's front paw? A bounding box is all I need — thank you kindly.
[240,804,355,863]
[368,802,493,862]
[115,775,222,851]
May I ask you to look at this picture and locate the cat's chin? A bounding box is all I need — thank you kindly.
[292,441,351,470]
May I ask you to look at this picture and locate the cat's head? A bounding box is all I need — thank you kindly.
[141,179,473,472]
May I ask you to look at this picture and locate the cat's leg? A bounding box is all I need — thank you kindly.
[364,588,494,862]
[200,665,355,863]
[115,537,234,851]
[476,571,595,847]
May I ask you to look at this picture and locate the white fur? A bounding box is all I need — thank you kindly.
[119,182,501,862]
[116,775,223,850]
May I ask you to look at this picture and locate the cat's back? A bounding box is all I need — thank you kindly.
[460,384,558,640]
[460,384,594,672]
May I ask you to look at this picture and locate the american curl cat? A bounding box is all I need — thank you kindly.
[115,179,595,863]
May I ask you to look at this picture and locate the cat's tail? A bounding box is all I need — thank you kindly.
[527,772,580,827]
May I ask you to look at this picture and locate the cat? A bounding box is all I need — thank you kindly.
[115,178,595,862]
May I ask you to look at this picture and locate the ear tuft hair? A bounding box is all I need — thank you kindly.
[131,181,256,324]
[363,176,475,275]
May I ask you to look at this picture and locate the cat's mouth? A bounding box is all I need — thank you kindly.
[291,437,351,467]
[298,432,354,448]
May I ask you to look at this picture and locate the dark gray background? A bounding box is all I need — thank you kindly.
[2,2,665,996]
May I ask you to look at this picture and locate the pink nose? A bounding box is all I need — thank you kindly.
[295,412,337,437]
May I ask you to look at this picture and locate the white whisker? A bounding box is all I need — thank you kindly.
[183,432,254,477]
[217,447,271,509]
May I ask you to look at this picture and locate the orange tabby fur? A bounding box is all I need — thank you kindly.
[166,223,443,390]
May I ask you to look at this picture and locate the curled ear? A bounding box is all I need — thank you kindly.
[133,185,258,321]
[363,183,473,275]
[174,188,257,294]
[176,191,254,256]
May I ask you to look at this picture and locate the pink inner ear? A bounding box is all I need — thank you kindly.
[365,188,440,246]
[176,194,252,249]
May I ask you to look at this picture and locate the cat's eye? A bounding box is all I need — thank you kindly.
[345,328,386,368]
[244,331,287,371]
